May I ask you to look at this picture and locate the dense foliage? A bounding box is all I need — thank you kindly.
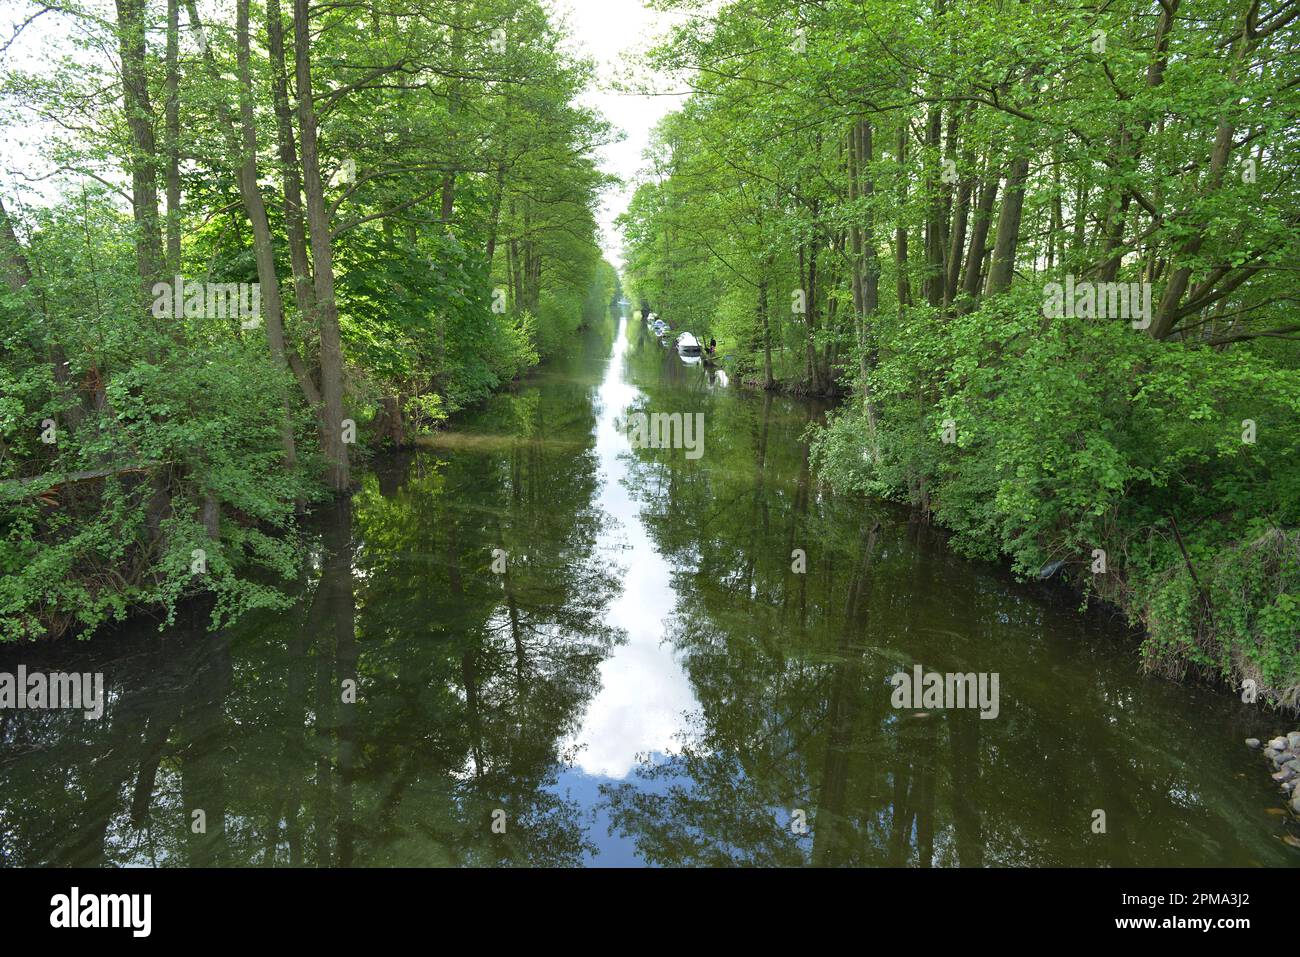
[0,0,618,639]
[619,0,1300,706]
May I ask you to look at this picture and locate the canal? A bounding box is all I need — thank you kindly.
[1,314,1295,866]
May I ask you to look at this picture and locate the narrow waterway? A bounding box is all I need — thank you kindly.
[1,315,1296,867]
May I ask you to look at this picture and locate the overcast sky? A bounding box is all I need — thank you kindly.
[556,0,683,268]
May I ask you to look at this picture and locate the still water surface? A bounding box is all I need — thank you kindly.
[2,316,1296,866]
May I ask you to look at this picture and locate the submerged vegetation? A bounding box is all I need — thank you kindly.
[0,0,618,639]
[618,0,1300,706]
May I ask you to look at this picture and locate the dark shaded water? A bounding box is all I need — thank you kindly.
[2,316,1297,867]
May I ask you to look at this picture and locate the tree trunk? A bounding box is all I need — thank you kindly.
[894,123,912,308]
[1151,3,1247,340]
[985,153,1029,296]
[805,225,822,394]
[235,0,296,467]
[849,119,881,456]
[758,273,774,389]
[960,163,998,306]
[114,0,163,299]
[923,103,944,307]
[945,119,975,306]
[485,158,506,264]
[266,0,316,325]
[164,0,181,271]
[186,0,312,467]
[294,0,350,491]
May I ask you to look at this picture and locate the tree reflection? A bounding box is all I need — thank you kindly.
[0,341,623,867]
[599,340,1295,867]
[2,323,1294,868]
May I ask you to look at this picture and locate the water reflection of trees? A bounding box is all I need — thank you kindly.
[2,325,1291,868]
[603,346,1293,867]
[0,353,623,867]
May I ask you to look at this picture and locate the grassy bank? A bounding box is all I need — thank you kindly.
[810,289,1300,710]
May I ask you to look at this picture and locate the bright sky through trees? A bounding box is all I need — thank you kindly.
[559,0,684,266]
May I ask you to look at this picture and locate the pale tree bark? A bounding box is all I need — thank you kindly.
[266,0,315,324]
[164,0,181,271]
[439,26,462,232]
[235,0,296,467]
[294,0,350,491]
[186,0,313,467]
[485,157,506,264]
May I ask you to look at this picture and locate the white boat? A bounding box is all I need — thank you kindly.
[676,332,701,356]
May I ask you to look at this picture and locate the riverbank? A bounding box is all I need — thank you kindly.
[1250,733,1300,822]
[0,310,620,644]
[666,316,1300,717]
[805,299,1300,716]
[3,318,1296,866]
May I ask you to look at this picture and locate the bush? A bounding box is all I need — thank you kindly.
[812,290,1300,707]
